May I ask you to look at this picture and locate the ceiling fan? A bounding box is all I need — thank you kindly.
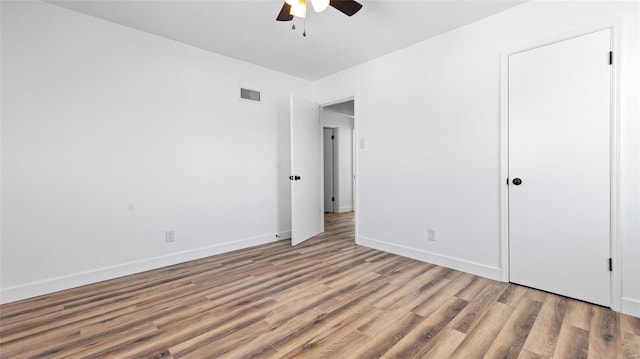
[276,0,363,21]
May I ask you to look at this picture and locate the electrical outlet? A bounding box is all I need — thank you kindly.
[166,230,175,243]
[428,228,436,242]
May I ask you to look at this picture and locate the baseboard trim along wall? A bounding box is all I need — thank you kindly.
[0,230,291,304]
[621,297,640,318]
[338,206,354,213]
[356,236,502,281]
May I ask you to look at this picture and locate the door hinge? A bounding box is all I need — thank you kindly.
[609,258,613,271]
[609,51,613,65]
[331,197,334,202]
[331,135,334,140]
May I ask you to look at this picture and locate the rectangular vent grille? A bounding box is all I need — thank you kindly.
[240,88,261,103]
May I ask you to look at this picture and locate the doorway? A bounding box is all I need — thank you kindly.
[323,127,337,213]
[321,99,355,234]
[288,95,356,246]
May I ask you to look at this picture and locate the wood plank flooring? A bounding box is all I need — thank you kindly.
[1,212,638,358]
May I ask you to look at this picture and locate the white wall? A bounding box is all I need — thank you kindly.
[323,111,354,212]
[314,1,640,316]
[0,1,311,303]
[324,101,354,117]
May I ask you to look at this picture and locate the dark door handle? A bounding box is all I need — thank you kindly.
[289,175,294,181]
[295,175,301,181]
[512,178,522,185]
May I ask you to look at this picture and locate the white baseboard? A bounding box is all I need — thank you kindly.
[0,231,289,304]
[356,236,502,281]
[622,297,640,318]
[338,206,353,213]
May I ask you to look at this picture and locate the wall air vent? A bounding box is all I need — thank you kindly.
[240,87,261,103]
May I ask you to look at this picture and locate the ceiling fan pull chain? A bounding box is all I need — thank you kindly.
[303,18,307,37]
[292,18,296,30]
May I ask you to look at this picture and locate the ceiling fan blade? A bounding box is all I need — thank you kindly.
[276,2,294,21]
[329,0,363,16]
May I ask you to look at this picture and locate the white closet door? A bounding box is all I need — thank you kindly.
[509,29,611,306]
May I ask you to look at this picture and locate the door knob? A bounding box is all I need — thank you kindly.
[295,175,301,181]
[512,178,522,185]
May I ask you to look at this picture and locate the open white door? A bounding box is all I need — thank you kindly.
[290,95,322,246]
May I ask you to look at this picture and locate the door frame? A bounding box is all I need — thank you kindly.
[499,20,622,311]
[319,96,357,237]
[323,125,339,214]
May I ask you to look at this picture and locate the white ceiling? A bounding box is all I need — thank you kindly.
[49,0,524,80]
